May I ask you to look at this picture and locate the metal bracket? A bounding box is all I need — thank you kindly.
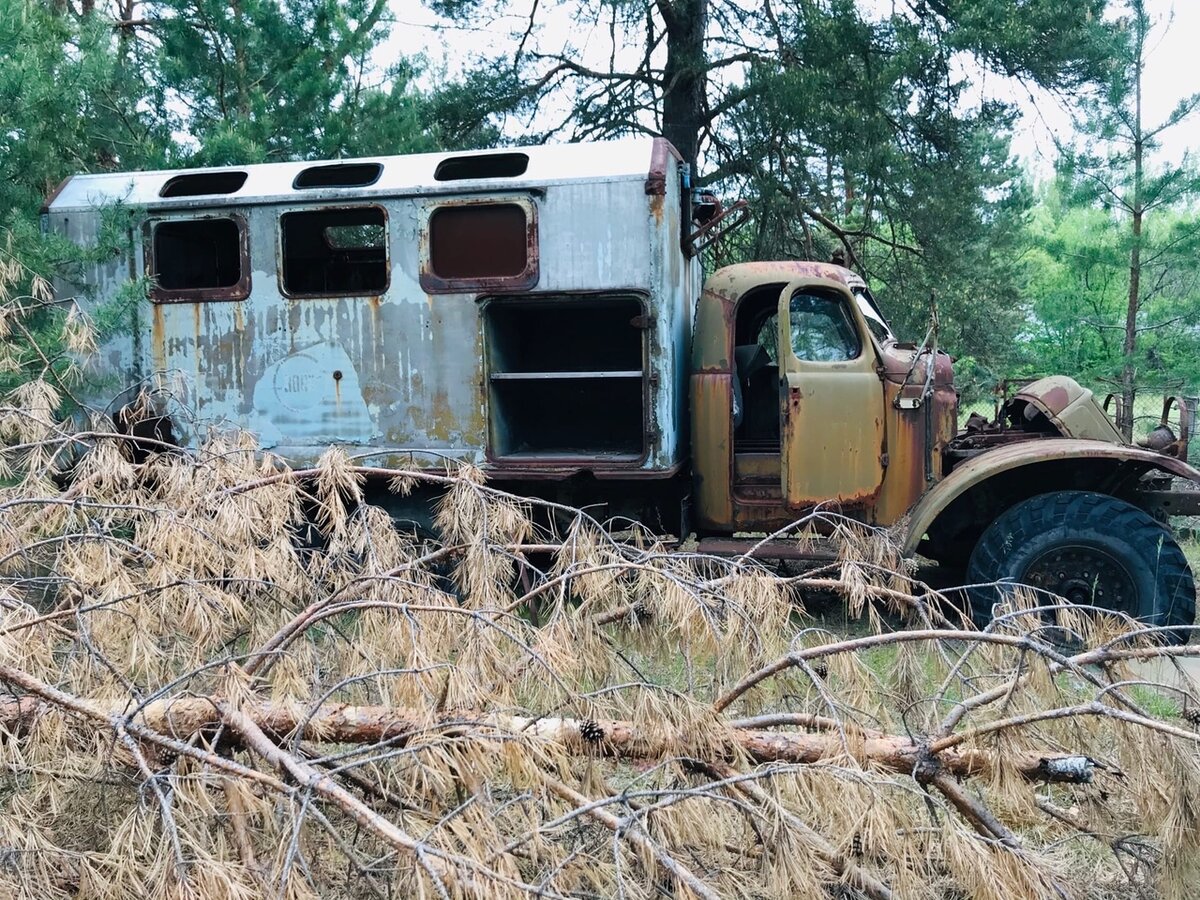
[687,199,750,256]
[896,397,922,410]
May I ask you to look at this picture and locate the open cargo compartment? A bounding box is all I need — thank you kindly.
[484,294,648,460]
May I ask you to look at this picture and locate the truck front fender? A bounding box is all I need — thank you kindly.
[901,439,1200,558]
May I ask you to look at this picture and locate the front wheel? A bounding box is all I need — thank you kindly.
[966,491,1195,644]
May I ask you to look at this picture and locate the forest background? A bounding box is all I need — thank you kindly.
[5,5,1200,898]
[2,0,1199,434]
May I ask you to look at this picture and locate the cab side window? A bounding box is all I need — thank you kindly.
[787,292,860,362]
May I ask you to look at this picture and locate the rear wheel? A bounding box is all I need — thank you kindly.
[966,491,1195,644]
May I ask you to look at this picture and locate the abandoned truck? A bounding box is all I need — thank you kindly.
[44,136,1200,638]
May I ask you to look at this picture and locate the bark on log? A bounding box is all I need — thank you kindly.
[0,697,1095,784]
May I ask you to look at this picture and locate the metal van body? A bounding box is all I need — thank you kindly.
[44,138,700,481]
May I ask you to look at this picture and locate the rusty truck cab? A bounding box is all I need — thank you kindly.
[690,261,956,534]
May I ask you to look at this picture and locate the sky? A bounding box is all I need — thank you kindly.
[1007,0,1200,174]
[386,0,1200,179]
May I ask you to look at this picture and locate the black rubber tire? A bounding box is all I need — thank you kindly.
[966,491,1195,644]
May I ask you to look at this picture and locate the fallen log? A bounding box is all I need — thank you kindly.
[0,694,1095,784]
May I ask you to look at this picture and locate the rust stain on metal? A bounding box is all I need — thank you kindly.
[150,303,166,374]
[428,391,457,443]
[1012,376,1123,444]
[690,372,733,529]
[643,137,681,195]
[649,191,665,225]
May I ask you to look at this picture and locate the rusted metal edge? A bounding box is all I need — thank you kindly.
[902,439,1200,555]
[644,137,683,196]
[276,203,392,301]
[40,176,74,216]
[696,537,840,561]
[1139,489,1200,517]
[483,462,684,482]
[480,289,656,470]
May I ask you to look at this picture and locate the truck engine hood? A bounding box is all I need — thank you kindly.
[1009,376,1124,445]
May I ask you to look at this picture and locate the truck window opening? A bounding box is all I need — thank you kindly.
[434,153,529,181]
[159,171,247,198]
[280,206,388,296]
[485,295,645,458]
[788,292,861,362]
[293,162,383,189]
[732,284,783,451]
[854,289,893,343]
[151,218,244,296]
[429,204,528,280]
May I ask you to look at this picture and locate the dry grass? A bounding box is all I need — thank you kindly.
[0,253,1199,899]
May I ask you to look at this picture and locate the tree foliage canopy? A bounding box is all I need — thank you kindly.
[0,0,1197,396]
[417,0,1123,373]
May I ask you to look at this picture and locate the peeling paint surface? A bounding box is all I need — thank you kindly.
[50,139,700,477]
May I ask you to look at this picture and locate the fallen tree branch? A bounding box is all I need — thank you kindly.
[0,694,1097,784]
[701,761,897,900]
[543,777,722,900]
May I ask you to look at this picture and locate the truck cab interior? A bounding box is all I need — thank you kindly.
[732,283,784,455]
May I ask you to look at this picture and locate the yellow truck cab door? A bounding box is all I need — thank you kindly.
[777,278,886,508]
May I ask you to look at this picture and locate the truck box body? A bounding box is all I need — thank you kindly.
[45,138,700,479]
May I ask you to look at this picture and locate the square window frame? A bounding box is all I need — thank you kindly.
[277,204,391,300]
[419,197,539,294]
[479,290,651,467]
[146,213,251,303]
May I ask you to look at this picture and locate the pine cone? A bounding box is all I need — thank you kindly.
[579,720,605,743]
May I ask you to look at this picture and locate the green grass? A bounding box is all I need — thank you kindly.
[1179,535,1200,572]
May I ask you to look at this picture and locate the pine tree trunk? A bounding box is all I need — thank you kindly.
[1121,208,1141,440]
[0,694,1096,785]
[1119,9,1146,443]
[659,0,707,174]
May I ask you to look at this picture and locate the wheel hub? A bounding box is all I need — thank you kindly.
[1022,545,1136,613]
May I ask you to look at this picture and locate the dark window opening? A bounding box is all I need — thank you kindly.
[732,283,784,452]
[486,298,642,372]
[429,203,528,280]
[160,171,247,198]
[490,379,643,456]
[435,153,529,182]
[293,162,383,189]
[280,206,388,296]
[152,218,244,295]
[485,295,645,459]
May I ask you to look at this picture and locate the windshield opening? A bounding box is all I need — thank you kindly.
[853,288,894,343]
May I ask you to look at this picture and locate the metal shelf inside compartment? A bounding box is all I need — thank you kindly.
[489,376,644,457]
[489,370,642,381]
[484,294,644,373]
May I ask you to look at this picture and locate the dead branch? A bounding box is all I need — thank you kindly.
[0,694,1098,785]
